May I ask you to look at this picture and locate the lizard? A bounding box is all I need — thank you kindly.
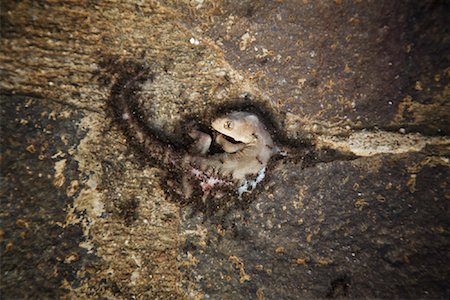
[108,66,279,201]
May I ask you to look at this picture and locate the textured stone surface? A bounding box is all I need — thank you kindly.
[180,153,450,299]
[168,0,450,136]
[1,0,449,299]
[0,94,90,298]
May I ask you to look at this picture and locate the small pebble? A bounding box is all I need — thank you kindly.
[189,37,200,45]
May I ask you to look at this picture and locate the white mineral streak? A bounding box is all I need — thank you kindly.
[317,131,450,156]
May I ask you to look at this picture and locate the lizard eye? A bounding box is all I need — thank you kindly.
[223,121,233,130]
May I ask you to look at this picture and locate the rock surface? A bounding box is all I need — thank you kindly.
[1,0,449,299]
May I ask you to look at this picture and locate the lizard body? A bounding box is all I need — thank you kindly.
[110,68,277,199]
[192,112,276,181]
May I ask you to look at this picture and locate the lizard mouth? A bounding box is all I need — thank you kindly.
[218,133,241,144]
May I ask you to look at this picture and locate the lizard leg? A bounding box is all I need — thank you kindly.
[189,129,211,155]
[216,134,246,153]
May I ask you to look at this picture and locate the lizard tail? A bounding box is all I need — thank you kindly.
[108,64,181,168]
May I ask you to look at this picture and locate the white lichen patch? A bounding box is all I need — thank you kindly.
[53,158,67,187]
[239,32,256,51]
[74,188,105,218]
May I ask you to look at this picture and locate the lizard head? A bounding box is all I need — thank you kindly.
[211,112,261,144]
